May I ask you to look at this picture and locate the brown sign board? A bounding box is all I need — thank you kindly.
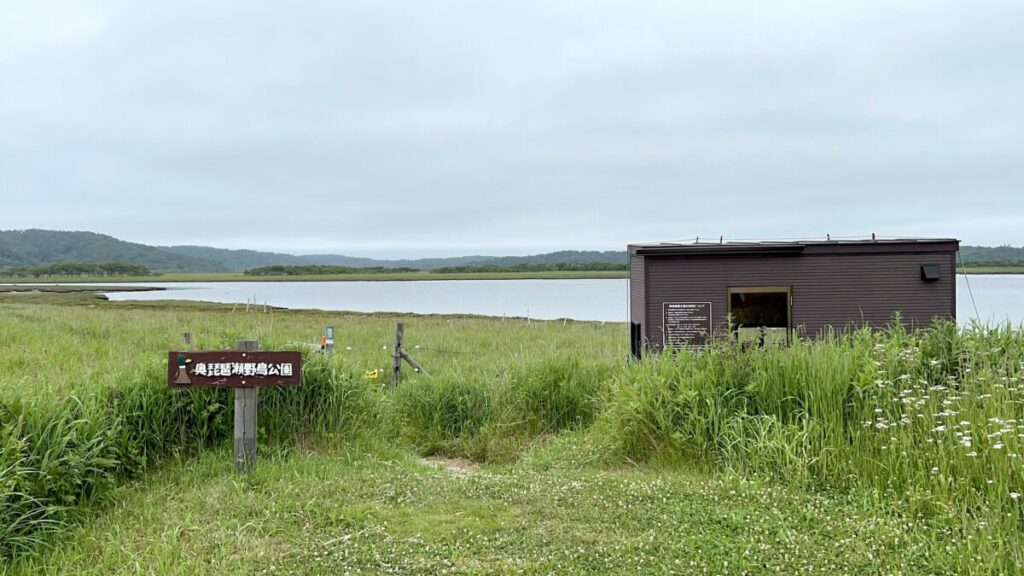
[168,350,302,388]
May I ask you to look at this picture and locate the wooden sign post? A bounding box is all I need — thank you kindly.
[234,340,259,473]
[168,342,302,473]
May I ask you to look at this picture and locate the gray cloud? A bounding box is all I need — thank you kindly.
[1,0,1022,256]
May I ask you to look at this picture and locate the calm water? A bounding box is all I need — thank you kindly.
[46,275,1022,325]
[101,279,632,321]
[956,275,1023,326]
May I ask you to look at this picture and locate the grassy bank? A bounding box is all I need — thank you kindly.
[962,266,1024,274]
[1,267,1021,285]
[0,286,159,294]
[0,270,629,283]
[1,297,1023,572]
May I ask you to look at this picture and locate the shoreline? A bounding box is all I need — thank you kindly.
[0,267,1020,285]
[0,285,163,294]
[0,270,628,284]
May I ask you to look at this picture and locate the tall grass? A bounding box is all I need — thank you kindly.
[2,300,1024,570]
[0,353,386,558]
[592,320,1024,571]
[390,356,610,460]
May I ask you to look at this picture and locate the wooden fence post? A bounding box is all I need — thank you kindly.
[234,339,259,473]
[391,323,404,385]
[178,332,194,449]
[390,322,429,384]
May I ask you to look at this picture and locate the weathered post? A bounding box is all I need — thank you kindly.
[324,325,335,355]
[399,348,429,376]
[179,332,192,449]
[391,323,404,385]
[390,322,429,384]
[234,339,259,473]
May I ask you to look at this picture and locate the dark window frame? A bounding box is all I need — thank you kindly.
[727,285,793,346]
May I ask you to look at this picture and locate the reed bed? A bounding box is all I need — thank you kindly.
[1,300,1023,571]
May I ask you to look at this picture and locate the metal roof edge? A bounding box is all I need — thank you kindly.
[628,238,960,257]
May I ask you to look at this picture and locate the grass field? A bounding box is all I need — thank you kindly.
[0,270,630,283]
[2,266,1024,282]
[0,301,620,403]
[961,266,1024,274]
[0,267,1020,285]
[1,295,1023,573]
[0,286,159,294]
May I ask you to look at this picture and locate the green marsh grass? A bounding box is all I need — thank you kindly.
[0,301,622,559]
[2,297,1024,572]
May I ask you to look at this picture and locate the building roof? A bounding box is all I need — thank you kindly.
[628,237,960,257]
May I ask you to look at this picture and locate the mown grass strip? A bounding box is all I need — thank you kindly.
[1,445,966,575]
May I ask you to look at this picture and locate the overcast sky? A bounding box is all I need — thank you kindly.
[1,1,1022,257]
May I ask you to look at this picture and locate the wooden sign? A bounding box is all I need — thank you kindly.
[168,350,302,388]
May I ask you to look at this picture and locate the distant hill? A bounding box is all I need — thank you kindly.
[161,245,490,271]
[471,250,626,267]
[160,246,625,271]
[160,245,310,270]
[0,230,624,273]
[958,245,1024,266]
[0,230,224,272]
[1,230,1015,273]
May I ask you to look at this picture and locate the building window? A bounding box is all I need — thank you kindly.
[728,286,791,346]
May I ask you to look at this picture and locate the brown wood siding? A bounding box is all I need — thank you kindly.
[630,255,645,325]
[950,250,958,318]
[643,251,955,348]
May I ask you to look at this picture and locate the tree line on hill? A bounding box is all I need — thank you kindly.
[432,262,628,273]
[243,262,628,275]
[0,261,153,278]
[956,245,1024,267]
[0,230,630,272]
[0,229,220,272]
[2,230,1022,273]
[244,265,419,276]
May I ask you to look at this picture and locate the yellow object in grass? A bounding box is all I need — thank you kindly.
[364,369,380,380]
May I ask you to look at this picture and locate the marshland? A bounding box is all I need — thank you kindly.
[1,295,1022,574]
[6,0,1024,572]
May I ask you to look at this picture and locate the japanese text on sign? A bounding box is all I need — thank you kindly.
[168,350,302,388]
[663,302,713,348]
[193,362,294,377]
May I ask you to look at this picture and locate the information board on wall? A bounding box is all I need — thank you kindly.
[663,302,713,348]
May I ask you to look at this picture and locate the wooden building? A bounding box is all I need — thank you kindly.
[628,237,959,353]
